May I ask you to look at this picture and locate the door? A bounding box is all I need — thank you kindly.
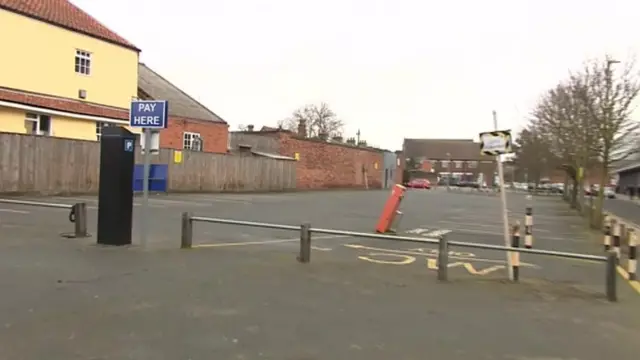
[384,169,389,188]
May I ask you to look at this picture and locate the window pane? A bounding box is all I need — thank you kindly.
[39,116,51,132]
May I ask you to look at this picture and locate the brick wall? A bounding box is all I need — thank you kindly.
[278,133,384,189]
[160,116,229,154]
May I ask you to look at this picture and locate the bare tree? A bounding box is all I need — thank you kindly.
[533,78,603,208]
[278,103,344,138]
[577,56,640,218]
[513,125,554,186]
[236,124,248,131]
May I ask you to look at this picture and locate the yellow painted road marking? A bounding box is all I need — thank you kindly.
[358,253,416,265]
[408,247,476,258]
[344,244,539,268]
[616,266,640,294]
[426,258,505,275]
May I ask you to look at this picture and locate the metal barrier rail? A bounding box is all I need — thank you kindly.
[180,212,618,302]
[0,199,88,238]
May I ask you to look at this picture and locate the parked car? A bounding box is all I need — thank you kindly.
[604,186,616,199]
[407,178,431,189]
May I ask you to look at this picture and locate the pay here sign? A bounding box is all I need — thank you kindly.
[129,100,168,128]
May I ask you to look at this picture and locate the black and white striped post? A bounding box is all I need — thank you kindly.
[628,228,637,281]
[613,219,621,264]
[511,221,520,282]
[603,214,611,251]
[524,206,533,249]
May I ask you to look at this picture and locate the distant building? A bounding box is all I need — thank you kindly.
[397,138,497,185]
[137,64,229,154]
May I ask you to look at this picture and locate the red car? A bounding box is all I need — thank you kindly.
[407,178,431,189]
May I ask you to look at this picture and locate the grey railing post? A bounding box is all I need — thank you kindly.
[437,234,449,281]
[73,202,88,238]
[181,212,193,249]
[606,250,617,302]
[298,222,311,263]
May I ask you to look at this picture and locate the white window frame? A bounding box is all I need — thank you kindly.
[441,160,450,168]
[95,121,111,141]
[75,49,92,75]
[454,160,464,169]
[183,132,202,151]
[468,161,478,169]
[25,113,52,136]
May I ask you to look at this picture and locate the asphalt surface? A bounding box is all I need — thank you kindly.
[1,189,640,359]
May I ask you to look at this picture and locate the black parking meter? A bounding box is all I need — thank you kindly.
[97,126,136,246]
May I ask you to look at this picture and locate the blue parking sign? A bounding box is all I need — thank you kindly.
[124,139,134,152]
[129,100,168,128]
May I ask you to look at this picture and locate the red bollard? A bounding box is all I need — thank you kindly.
[375,184,406,233]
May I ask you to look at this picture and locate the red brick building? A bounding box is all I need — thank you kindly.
[230,122,385,189]
[137,63,229,154]
[396,138,497,186]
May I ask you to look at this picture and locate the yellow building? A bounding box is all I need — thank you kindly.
[0,0,140,141]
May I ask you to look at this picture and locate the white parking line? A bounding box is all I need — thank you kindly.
[0,208,30,214]
[193,235,349,248]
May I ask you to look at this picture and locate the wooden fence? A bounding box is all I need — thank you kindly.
[0,133,296,195]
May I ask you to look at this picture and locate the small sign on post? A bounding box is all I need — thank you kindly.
[129,100,169,250]
[482,114,514,280]
[479,130,512,156]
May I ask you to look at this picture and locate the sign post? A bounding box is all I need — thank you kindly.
[480,112,514,280]
[129,100,168,248]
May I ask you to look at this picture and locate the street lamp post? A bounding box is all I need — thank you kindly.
[446,152,452,191]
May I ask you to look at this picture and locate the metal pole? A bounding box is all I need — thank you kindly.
[493,110,514,280]
[181,212,193,249]
[141,128,151,249]
[298,223,311,263]
[74,202,88,238]
[446,152,451,191]
[437,234,449,281]
[606,250,617,302]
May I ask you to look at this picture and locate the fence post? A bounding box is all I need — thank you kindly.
[298,223,311,263]
[524,206,533,249]
[606,250,618,302]
[628,229,637,281]
[181,212,193,249]
[73,202,88,238]
[437,234,449,281]
[613,219,621,264]
[511,222,520,282]
[603,214,611,251]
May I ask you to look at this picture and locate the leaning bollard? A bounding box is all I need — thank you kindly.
[613,220,621,264]
[606,251,618,302]
[603,214,611,251]
[628,229,637,281]
[511,222,521,282]
[437,234,449,281]
[297,222,311,263]
[524,206,533,249]
[73,202,88,238]
[181,212,193,249]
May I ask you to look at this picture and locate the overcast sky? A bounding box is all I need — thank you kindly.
[72,0,639,150]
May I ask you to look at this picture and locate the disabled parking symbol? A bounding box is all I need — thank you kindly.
[124,139,134,152]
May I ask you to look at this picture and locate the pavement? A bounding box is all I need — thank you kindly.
[1,189,640,359]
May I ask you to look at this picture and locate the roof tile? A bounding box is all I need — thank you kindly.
[138,63,226,124]
[0,0,138,51]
